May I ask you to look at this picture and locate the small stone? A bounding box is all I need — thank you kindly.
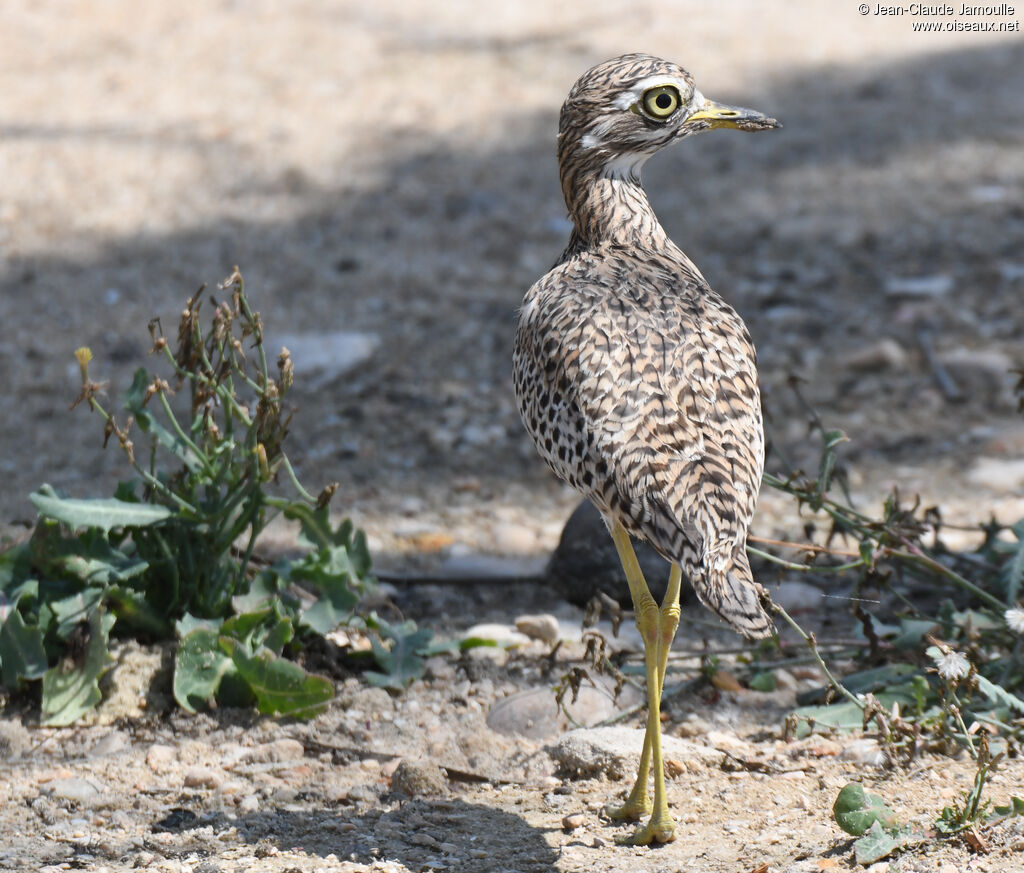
[839,738,885,766]
[937,866,960,873]
[87,731,130,758]
[390,760,448,797]
[265,331,380,389]
[423,656,456,681]
[411,832,440,849]
[770,580,825,614]
[705,730,752,755]
[146,744,176,774]
[549,727,717,780]
[561,813,586,830]
[514,614,560,643]
[469,849,488,859]
[463,623,532,648]
[184,767,222,789]
[884,274,953,297]
[842,338,908,372]
[245,738,305,763]
[968,458,1024,493]
[772,668,799,692]
[439,842,458,854]
[45,777,103,806]
[238,794,259,814]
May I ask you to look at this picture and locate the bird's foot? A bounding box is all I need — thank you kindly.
[604,792,652,822]
[617,810,677,846]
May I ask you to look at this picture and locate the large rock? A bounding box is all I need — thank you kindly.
[546,501,681,607]
[548,727,718,780]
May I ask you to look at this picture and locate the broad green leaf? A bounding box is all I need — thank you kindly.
[176,613,223,638]
[220,636,333,719]
[31,484,172,534]
[365,616,433,690]
[853,821,923,866]
[50,589,105,639]
[0,608,48,686]
[261,617,294,656]
[221,608,274,649]
[173,627,236,714]
[40,608,115,726]
[833,783,900,836]
[975,673,1024,714]
[0,577,38,621]
[298,565,360,633]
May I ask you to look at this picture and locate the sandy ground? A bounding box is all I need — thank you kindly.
[2,1,1024,870]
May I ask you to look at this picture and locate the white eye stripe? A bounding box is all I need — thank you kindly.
[612,75,694,110]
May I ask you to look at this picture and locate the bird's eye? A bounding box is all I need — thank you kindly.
[640,86,680,120]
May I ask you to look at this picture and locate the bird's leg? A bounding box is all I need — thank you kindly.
[604,523,679,844]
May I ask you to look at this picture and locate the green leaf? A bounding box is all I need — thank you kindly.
[990,796,1024,822]
[365,616,433,690]
[0,608,48,686]
[975,673,1024,714]
[173,627,236,714]
[40,608,115,726]
[853,821,922,866]
[220,636,333,719]
[31,484,172,534]
[833,783,901,836]
[748,671,776,692]
[50,589,105,639]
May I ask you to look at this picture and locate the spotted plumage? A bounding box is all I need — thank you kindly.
[514,53,777,638]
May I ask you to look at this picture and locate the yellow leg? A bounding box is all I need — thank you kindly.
[604,522,681,845]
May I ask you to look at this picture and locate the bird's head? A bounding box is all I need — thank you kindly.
[558,53,779,178]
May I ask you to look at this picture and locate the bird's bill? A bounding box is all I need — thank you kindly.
[687,99,780,132]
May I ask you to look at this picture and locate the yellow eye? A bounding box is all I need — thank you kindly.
[640,86,680,119]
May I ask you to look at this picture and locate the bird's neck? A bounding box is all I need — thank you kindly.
[559,153,671,253]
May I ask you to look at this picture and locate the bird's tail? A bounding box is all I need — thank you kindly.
[695,547,775,640]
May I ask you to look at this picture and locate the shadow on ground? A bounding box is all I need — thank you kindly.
[2,40,1022,521]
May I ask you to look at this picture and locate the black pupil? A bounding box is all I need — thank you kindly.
[655,92,673,110]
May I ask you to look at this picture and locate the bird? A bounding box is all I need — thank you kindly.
[513,53,779,845]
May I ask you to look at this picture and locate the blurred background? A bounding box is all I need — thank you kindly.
[2,0,1022,573]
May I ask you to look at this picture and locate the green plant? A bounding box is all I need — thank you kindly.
[0,270,379,723]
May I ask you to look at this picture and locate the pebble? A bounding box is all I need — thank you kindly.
[770,580,825,613]
[146,744,177,774]
[238,794,260,814]
[469,849,488,859]
[842,338,908,371]
[705,730,753,755]
[44,777,103,806]
[839,738,885,766]
[244,738,305,764]
[390,759,448,797]
[772,668,799,692]
[514,614,560,643]
[463,623,532,648]
[184,767,223,789]
[561,813,585,830]
[265,330,380,389]
[884,274,953,297]
[411,832,440,849]
[937,866,960,873]
[423,656,456,681]
[87,732,130,758]
[967,457,1024,493]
